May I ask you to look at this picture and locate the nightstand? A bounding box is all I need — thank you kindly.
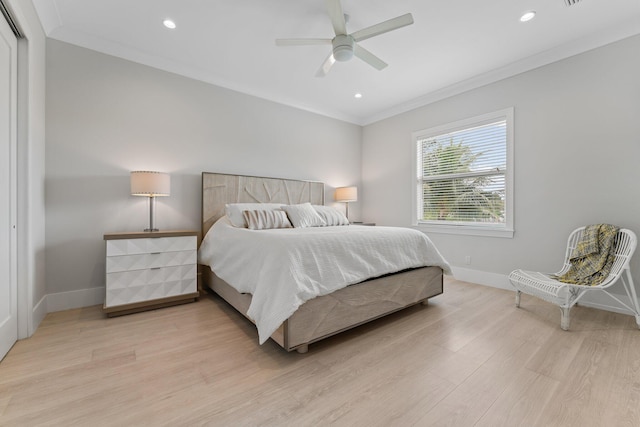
[103,230,199,317]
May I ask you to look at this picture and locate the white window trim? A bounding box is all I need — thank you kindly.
[410,108,514,238]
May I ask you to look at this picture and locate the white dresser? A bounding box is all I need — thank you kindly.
[103,230,199,316]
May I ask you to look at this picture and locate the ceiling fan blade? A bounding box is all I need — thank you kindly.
[354,44,387,70]
[351,13,414,42]
[315,53,336,77]
[326,0,347,35]
[276,38,332,46]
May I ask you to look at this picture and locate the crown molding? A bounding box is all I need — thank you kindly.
[362,20,640,126]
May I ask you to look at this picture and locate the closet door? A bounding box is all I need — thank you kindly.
[0,9,18,361]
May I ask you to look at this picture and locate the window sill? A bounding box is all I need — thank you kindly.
[412,223,514,238]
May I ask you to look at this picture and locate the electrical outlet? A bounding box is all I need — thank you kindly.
[464,256,471,265]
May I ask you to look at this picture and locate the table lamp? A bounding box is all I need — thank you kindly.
[130,171,170,232]
[335,186,357,221]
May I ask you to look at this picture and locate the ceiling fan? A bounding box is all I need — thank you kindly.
[275,0,414,77]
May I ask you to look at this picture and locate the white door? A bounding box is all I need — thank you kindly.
[0,10,18,361]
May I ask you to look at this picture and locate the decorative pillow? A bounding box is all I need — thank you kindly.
[313,205,349,226]
[282,203,327,228]
[243,209,292,230]
[225,203,283,228]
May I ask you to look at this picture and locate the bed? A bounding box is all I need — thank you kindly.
[199,172,449,353]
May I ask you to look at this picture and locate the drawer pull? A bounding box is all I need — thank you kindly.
[150,267,161,270]
[150,252,161,255]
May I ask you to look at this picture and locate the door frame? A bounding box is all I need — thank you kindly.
[2,0,38,342]
[0,1,18,358]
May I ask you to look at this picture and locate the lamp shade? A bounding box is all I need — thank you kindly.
[130,171,170,196]
[335,186,357,202]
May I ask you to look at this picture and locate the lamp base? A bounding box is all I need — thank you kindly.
[144,196,160,232]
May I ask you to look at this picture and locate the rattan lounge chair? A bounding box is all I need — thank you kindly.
[508,226,640,330]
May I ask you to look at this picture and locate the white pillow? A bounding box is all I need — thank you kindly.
[243,209,292,230]
[313,205,349,226]
[225,203,283,228]
[282,203,327,228]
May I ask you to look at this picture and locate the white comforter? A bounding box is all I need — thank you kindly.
[198,217,451,344]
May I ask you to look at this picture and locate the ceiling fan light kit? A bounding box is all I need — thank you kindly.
[332,35,354,61]
[276,0,414,76]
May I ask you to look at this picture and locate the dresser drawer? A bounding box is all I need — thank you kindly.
[106,236,196,256]
[106,264,197,307]
[106,249,196,273]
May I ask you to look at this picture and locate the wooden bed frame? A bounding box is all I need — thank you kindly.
[200,172,444,353]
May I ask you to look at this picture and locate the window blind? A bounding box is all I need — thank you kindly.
[416,119,507,225]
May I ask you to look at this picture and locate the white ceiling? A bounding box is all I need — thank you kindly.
[33,0,640,125]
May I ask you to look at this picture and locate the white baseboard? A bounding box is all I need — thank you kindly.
[450,266,512,291]
[32,294,47,332]
[39,270,640,320]
[46,287,105,313]
[450,266,639,318]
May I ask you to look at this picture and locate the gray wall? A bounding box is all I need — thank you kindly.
[45,33,640,309]
[46,40,362,301]
[362,34,640,293]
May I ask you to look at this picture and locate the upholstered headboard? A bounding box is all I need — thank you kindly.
[201,172,325,237]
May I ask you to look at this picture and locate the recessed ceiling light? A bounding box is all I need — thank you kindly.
[163,19,176,29]
[520,11,536,22]
[354,93,362,99]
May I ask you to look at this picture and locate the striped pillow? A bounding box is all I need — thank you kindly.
[243,209,292,230]
[225,203,283,228]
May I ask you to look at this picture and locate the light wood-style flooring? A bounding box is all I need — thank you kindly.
[1,277,639,426]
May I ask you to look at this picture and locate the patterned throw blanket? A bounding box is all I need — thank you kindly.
[555,224,619,286]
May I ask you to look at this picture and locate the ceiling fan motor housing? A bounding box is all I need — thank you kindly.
[332,34,354,61]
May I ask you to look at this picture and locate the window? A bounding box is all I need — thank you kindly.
[412,108,514,238]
